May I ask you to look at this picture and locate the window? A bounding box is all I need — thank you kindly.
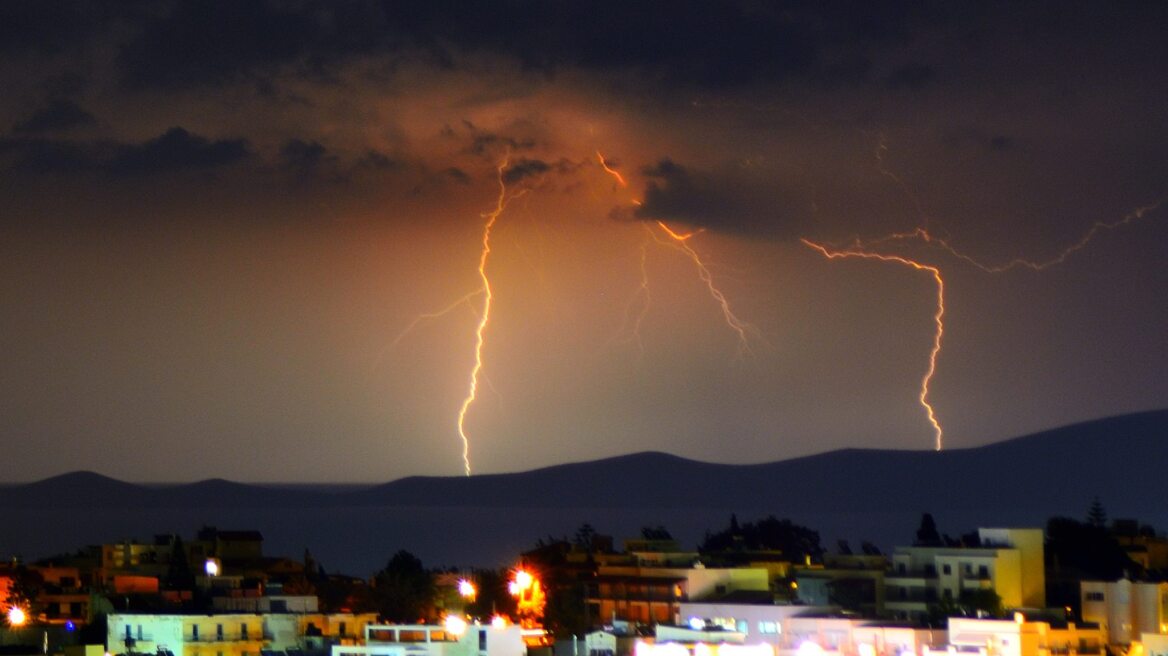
[898,563,906,574]
[979,565,989,578]
[192,626,199,640]
[942,564,951,575]
[965,564,973,575]
[339,622,347,637]
[217,624,224,640]
[1086,592,1106,602]
[138,625,143,640]
[757,622,779,634]
[241,624,248,639]
[479,629,487,651]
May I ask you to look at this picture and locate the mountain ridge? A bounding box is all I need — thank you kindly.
[1,409,1164,515]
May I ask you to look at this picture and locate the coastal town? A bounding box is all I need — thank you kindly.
[3,509,1167,656]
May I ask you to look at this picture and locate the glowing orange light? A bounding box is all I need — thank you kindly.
[508,568,545,628]
[6,606,28,627]
[801,238,945,451]
[455,154,529,477]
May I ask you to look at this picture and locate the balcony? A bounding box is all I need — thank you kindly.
[186,634,264,643]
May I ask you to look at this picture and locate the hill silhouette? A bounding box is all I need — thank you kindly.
[2,410,1165,518]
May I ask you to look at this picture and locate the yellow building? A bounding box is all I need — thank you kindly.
[107,612,376,656]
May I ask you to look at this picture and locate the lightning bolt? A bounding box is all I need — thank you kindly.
[597,151,759,356]
[607,242,652,358]
[650,220,756,356]
[801,238,946,452]
[456,154,528,476]
[388,290,485,350]
[860,203,1163,273]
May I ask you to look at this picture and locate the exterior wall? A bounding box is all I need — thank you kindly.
[946,618,1102,656]
[590,567,769,626]
[777,617,943,656]
[678,602,837,648]
[1081,580,1168,645]
[334,624,525,656]
[687,569,770,600]
[212,595,319,613]
[884,528,1045,622]
[979,529,1044,608]
[107,613,266,656]
[1143,633,1168,656]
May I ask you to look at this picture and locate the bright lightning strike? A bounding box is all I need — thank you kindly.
[456,154,528,477]
[801,238,946,452]
[597,151,759,356]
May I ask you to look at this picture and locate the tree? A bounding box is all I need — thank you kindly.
[1046,515,1140,613]
[163,536,195,591]
[374,551,436,622]
[640,526,673,540]
[915,513,942,546]
[700,515,823,562]
[573,524,597,551]
[1087,497,1108,528]
[2,565,44,624]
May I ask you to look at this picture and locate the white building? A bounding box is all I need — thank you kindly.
[945,617,1102,656]
[885,529,1045,622]
[331,623,525,656]
[1080,579,1168,645]
[676,603,941,656]
[677,602,837,648]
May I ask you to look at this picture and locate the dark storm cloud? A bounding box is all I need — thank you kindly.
[357,150,401,171]
[96,0,931,92]
[501,158,550,185]
[500,157,581,185]
[12,100,97,134]
[0,127,250,176]
[634,159,811,238]
[115,1,399,89]
[0,2,126,55]
[465,129,537,157]
[110,128,250,175]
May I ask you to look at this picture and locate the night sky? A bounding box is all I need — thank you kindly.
[1,2,1166,482]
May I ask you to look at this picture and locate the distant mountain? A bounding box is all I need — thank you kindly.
[2,410,1165,520]
[341,409,1168,515]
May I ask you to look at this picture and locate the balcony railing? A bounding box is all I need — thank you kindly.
[186,634,264,643]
